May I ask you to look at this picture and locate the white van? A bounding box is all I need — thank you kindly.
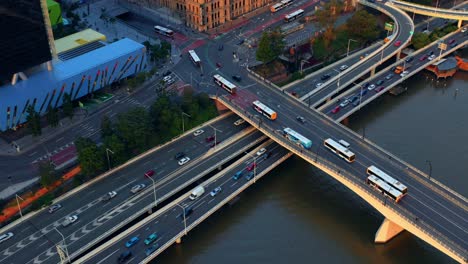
[0,232,14,244]
[189,186,205,200]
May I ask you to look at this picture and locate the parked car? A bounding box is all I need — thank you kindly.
[232,171,243,180]
[205,135,215,142]
[102,191,117,202]
[48,204,62,214]
[178,157,190,166]
[296,116,306,124]
[0,232,14,244]
[125,236,140,248]
[394,40,402,47]
[234,119,245,126]
[118,250,132,263]
[163,75,172,82]
[144,233,158,245]
[331,106,340,114]
[256,148,267,156]
[144,170,155,178]
[131,184,146,194]
[193,129,204,136]
[210,187,222,197]
[145,244,160,256]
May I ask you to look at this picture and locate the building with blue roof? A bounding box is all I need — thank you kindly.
[0,38,147,131]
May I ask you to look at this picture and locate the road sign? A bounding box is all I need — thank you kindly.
[409,30,414,35]
[438,43,447,51]
[385,22,394,31]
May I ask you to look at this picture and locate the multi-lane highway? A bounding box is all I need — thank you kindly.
[79,141,291,263]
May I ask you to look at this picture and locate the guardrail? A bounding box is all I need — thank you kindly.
[217,96,468,262]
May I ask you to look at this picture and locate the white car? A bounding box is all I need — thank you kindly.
[62,215,78,227]
[256,148,267,156]
[193,129,204,136]
[0,232,14,244]
[315,82,323,88]
[102,191,117,201]
[339,99,350,108]
[367,84,376,91]
[234,119,245,126]
[461,27,467,33]
[131,184,146,194]
[400,71,409,78]
[163,75,172,82]
[178,157,190,166]
[428,55,436,61]
[339,65,348,71]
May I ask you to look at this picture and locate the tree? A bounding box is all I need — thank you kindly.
[101,115,113,139]
[114,107,152,154]
[346,10,379,42]
[26,105,41,136]
[103,134,127,166]
[75,137,105,176]
[46,105,59,128]
[62,93,74,120]
[270,30,286,58]
[39,162,56,188]
[315,0,344,47]
[411,32,430,50]
[256,32,275,63]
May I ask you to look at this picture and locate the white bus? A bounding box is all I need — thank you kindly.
[284,9,304,22]
[270,0,293,13]
[252,100,277,120]
[366,175,404,203]
[324,138,356,163]
[188,50,201,67]
[154,25,174,37]
[213,74,237,94]
[283,127,312,149]
[367,165,408,194]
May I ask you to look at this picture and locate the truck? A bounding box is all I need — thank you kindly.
[394,65,404,74]
[189,186,205,200]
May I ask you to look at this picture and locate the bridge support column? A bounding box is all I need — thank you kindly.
[370,67,376,77]
[375,218,404,243]
[458,20,462,28]
[396,50,401,60]
[176,237,182,244]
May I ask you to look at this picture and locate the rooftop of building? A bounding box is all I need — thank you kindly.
[55,29,107,54]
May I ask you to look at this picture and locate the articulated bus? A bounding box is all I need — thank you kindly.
[252,100,277,120]
[366,175,404,203]
[188,50,201,67]
[367,165,408,194]
[213,74,237,94]
[154,25,174,37]
[270,0,293,13]
[284,9,304,22]
[324,138,356,163]
[283,128,312,149]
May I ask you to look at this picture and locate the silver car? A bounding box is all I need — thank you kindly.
[131,184,146,194]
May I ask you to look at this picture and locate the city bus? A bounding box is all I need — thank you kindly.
[188,50,201,67]
[367,165,408,194]
[284,9,304,23]
[213,74,237,94]
[283,127,312,149]
[270,0,293,13]
[252,100,277,120]
[324,138,356,163]
[366,175,404,203]
[154,25,174,37]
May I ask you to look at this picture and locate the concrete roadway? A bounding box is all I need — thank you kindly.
[221,84,468,259]
[321,30,468,119]
[0,114,256,264]
[82,141,290,264]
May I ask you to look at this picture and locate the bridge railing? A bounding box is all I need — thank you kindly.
[218,96,468,261]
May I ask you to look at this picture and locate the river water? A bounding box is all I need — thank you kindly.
[155,66,467,264]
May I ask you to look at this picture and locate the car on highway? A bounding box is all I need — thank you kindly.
[210,186,222,197]
[462,27,467,33]
[62,215,78,227]
[367,84,376,91]
[339,99,350,108]
[320,74,331,81]
[145,244,160,256]
[400,70,409,78]
[419,54,428,61]
[350,96,359,104]
[247,163,257,171]
[245,172,254,181]
[175,152,185,160]
[144,170,155,178]
[216,62,222,68]
[405,56,413,62]
[360,89,367,97]
[296,116,306,124]
[385,74,393,80]
[234,119,245,126]
[331,106,340,114]
[163,75,172,82]
[0,232,14,244]
[144,233,158,245]
[205,135,215,142]
[256,147,267,156]
[102,191,117,202]
[193,129,204,136]
[449,41,457,48]
[48,203,62,214]
[232,75,242,82]
[178,157,190,166]
[428,55,436,61]
[394,40,402,47]
[232,171,243,180]
[339,65,348,71]
[315,82,323,88]
[177,207,193,218]
[125,236,140,248]
[130,184,146,194]
[363,82,370,89]
[210,141,221,147]
[376,80,384,85]
[428,50,434,56]
[375,86,385,93]
[448,39,456,45]
[352,99,360,107]
[118,250,132,263]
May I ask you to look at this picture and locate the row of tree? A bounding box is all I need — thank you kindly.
[411,24,458,50]
[76,91,218,178]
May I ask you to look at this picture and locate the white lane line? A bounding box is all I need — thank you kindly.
[96,248,120,264]
[55,137,64,142]
[28,151,37,157]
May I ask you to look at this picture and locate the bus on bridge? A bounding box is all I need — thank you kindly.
[283,127,312,149]
[252,100,277,120]
[367,165,408,194]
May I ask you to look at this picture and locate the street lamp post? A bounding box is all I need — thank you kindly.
[347,39,358,57]
[105,148,114,171]
[55,228,71,263]
[176,204,188,235]
[300,60,308,74]
[208,124,222,149]
[147,177,158,208]
[425,160,432,180]
[333,69,341,89]
[181,112,191,133]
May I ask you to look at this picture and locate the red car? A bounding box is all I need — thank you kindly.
[247,163,257,171]
[144,170,155,178]
[331,106,340,114]
[394,40,402,47]
[419,55,428,61]
[375,86,385,93]
[205,135,215,142]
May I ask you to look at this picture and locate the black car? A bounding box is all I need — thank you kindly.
[320,74,331,81]
[405,56,414,62]
[390,66,397,72]
[363,82,370,89]
[376,80,384,85]
[163,71,172,77]
[237,39,245,45]
[118,251,132,263]
[296,116,306,124]
[232,75,242,82]
[175,152,185,160]
[428,50,434,56]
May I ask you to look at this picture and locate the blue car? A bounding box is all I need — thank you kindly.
[232,171,243,180]
[245,172,254,181]
[125,236,140,248]
[145,243,160,256]
[360,89,367,97]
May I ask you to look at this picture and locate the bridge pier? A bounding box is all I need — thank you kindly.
[396,50,401,60]
[457,20,462,28]
[375,218,405,243]
[370,67,376,77]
